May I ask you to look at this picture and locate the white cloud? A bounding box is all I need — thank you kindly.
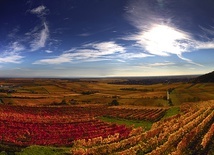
[126,24,193,56]
[30,5,46,16]
[45,50,53,53]
[148,62,175,67]
[124,0,214,66]
[0,42,25,64]
[33,41,126,64]
[83,41,125,55]
[33,53,72,65]
[195,41,214,50]
[0,54,24,64]
[123,23,199,58]
[120,52,152,59]
[28,5,49,51]
[177,54,203,67]
[11,42,25,52]
[30,22,49,51]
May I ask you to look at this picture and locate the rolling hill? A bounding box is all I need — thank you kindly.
[194,71,214,83]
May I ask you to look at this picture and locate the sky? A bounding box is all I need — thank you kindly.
[0,0,214,77]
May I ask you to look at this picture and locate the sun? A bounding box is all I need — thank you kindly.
[140,24,189,56]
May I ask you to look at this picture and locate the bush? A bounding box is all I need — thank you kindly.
[168,99,173,106]
[109,99,119,106]
[60,99,67,105]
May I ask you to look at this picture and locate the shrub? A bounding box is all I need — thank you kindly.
[109,99,119,106]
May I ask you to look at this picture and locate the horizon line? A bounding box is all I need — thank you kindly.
[0,74,202,79]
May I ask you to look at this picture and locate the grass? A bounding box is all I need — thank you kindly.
[99,116,153,130]
[15,145,69,155]
[169,83,214,105]
[162,106,180,119]
[99,107,180,131]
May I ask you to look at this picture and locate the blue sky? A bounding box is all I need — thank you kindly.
[0,0,214,77]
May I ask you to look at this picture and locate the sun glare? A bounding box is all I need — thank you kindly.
[141,24,189,56]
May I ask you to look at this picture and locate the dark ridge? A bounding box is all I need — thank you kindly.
[193,71,214,83]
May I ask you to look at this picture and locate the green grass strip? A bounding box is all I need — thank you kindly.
[15,145,70,155]
[162,106,180,119]
[99,116,153,131]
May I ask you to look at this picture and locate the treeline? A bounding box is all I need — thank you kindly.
[81,90,99,95]
[0,89,16,93]
[120,88,154,92]
[109,76,195,85]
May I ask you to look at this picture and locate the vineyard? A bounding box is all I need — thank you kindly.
[71,104,214,155]
[0,105,165,148]
[0,102,213,154]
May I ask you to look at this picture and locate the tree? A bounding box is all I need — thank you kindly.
[60,99,67,105]
[168,99,173,106]
[109,99,119,106]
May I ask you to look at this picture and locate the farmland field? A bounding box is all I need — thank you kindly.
[0,78,213,154]
[1,78,214,106]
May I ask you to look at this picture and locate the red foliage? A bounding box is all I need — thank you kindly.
[0,105,131,147]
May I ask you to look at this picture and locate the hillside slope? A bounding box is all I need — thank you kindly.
[194,71,214,83]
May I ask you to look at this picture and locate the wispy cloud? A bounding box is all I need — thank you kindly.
[0,42,25,64]
[199,25,214,36]
[10,42,25,52]
[30,5,47,17]
[77,33,92,37]
[33,41,126,64]
[30,22,49,51]
[2,5,50,66]
[45,50,53,53]
[176,54,201,66]
[124,0,214,66]
[181,27,214,51]
[83,41,125,55]
[29,5,49,51]
[33,53,72,65]
[0,54,24,64]
[148,62,175,67]
[119,52,152,59]
[8,26,20,39]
